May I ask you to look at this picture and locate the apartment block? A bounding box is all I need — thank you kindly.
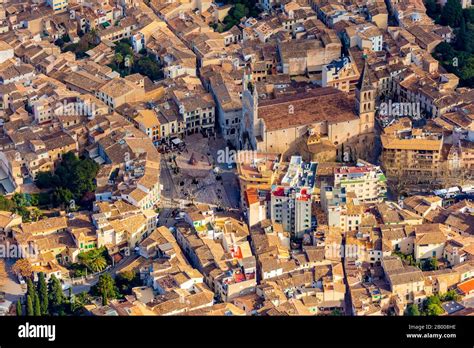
[270,156,316,238]
[333,160,387,203]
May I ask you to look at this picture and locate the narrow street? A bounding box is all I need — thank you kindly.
[341,234,353,315]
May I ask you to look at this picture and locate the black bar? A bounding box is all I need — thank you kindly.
[0,316,472,347]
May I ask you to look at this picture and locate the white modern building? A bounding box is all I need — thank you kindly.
[333,160,387,203]
[270,156,317,238]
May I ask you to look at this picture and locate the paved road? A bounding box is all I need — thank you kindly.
[221,171,240,209]
[1,259,26,303]
[157,207,173,227]
[160,156,179,202]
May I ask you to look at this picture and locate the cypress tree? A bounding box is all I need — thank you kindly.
[16,300,22,316]
[48,275,64,314]
[26,295,34,316]
[26,278,35,298]
[37,272,49,315]
[33,293,41,316]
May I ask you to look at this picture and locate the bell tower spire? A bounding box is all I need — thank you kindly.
[356,60,375,134]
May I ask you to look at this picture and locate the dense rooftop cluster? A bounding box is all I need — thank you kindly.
[0,0,473,317]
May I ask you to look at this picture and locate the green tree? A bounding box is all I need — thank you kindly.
[422,295,444,315]
[460,55,474,83]
[26,295,34,316]
[37,272,49,315]
[222,3,250,31]
[30,207,42,222]
[441,0,463,27]
[0,195,15,211]
[116,271,141,294]
[426,303,444,316]
[33,293,41,316]
[71,292,93,313]
[454,16,474,54]
[35,172,55,189]
[38,192,52,206]
[67,29,100,57]
[464,8,474,23]
[132,56,162,80]
[41,151,99,209]
[457,17,467,50]
[12,193,28,207]
[26,278,35,298]
[78,247,108,273]
[29,194,39,207]
[16,300,22,316]
[426,295,442,306]
[429,257,439,271]
[233,3,248,19]
[434,42,456,62]
[114,53,124,67]
[88,257,107,272]
[406,304,420,316]
[115,40,133,57]
[55,152,99,200]
[53,187,74,208]
[441,289,461,302]
[14,206,31,222]
[425,0,439,17]
[96,273,118,305]
[48,275,65,314]
[456,17,474,54]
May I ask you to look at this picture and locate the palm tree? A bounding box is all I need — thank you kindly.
[88,256,107,272]
[71,291,92,312]
[114,53,123,68]
[78,248,108,273]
